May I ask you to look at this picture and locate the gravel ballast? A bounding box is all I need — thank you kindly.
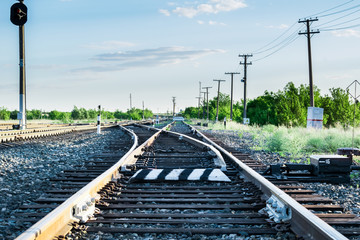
[0,127,131,239]
[202,128,360,239]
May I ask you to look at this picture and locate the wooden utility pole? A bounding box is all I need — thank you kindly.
[202,87,212,121]
[299,18,319,107]
[213,79,226,122]
[225,72,240,121]
[239,54,252,120]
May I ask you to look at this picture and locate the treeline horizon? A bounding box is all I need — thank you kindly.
[0,106,154,123]
[183,82,360,127]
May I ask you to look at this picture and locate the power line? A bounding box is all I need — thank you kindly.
[252,22,299,54]
[317,3,360,18]
[320,22,360,31]
[248,1,360,63]
[316,8,360,27]
[319,16,360,29]
[253,28,303,55]
[253,34,300,62]
[305,0,356,18]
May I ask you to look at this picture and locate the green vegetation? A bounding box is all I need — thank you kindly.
[199,121,360,157]
[184,82,360,128]
[0,106,153,123]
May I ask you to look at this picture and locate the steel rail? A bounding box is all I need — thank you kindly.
[16,124,138,240]
[188,123,347,240]
[164,130,227,171]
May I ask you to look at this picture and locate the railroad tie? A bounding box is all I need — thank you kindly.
[130,168,231,182]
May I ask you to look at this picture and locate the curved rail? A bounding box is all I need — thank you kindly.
[188,123,347,240]
[16,125,138,240]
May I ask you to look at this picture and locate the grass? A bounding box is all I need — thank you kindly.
[190,119,360,157]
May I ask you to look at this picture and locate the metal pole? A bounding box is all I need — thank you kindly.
[239,55,252,121]
[19,23,26,130]
[225,72,240,121]
[196,97,201,119]
[130,94,132,109]
[142,101,145,120]
[202,87,212,121]
[198,81,201,119]
[346,80,360,151]
[202,91,206,119]
[213,79,225,122]
[172,97,176,117]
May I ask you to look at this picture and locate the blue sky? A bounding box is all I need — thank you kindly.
[1,0,360,113]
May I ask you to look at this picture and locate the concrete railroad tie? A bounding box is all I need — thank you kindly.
[130,168,231,182]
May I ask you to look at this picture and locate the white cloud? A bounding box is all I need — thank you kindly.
[83,41,135,50]
[197,20,205,25]
[332,29,360,38]
[76,46,225,72]
[166,0,246,18]
[159,9,171,16]
[209,20,226,26]
[173,7,198,18]
[211,0,247,11]
[266,24,289,29]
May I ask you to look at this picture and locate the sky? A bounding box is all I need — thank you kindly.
[1,0,360,113]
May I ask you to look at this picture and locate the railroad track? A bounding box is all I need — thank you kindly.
[199,128,360,238]
[12,121,353,239]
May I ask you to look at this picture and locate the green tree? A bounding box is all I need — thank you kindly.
[71,106,81,120]
[0,108,10,120]
[10,110,19,120]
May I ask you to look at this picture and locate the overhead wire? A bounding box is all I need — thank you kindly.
[246,0,360,62]
[317,4,360,18]
[316,8,360,27]
[253,24,303,54]
[253,34,301,62]
[319,16,360,29]
[305,0,355,18]
[252,21,298,54]
[320,23,360,31]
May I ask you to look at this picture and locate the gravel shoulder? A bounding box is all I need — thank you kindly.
[201,128,360,217]
[0,127,130,239]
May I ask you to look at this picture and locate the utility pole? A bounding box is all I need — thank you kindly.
[142,101,145,120]
[225,72,240,121]
[239,54,252,121]
[129,93,132,109]
[299,18,320,107]
[201,91,206,119]
[198,81,202,119]
[172,97,176,117]
[202,87,212,121]
[213,79,226,122]
[196,97,201,119]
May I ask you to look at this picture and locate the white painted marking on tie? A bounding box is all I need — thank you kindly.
[144,169,163,180]
[165,169,185,180]
[188,169,206,180]
[208,169,231,182]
